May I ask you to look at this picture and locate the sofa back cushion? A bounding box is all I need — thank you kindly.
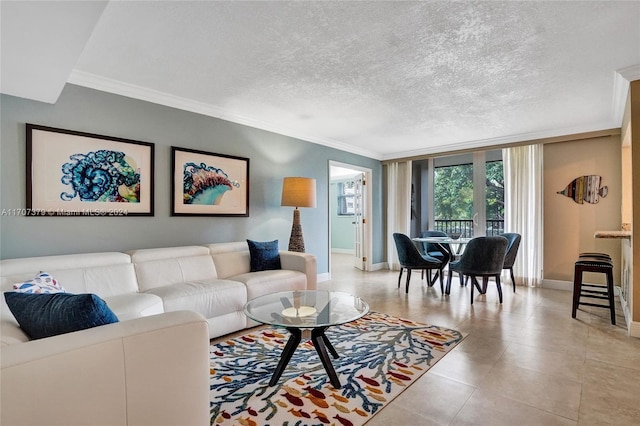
[207,242,252,279]
[211,252,251,279]
[128,246,218,292]
[0,253,138,297]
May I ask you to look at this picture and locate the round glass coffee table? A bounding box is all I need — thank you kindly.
[243,290,369,388]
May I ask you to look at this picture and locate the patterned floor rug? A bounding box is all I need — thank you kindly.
[210,312,465,425]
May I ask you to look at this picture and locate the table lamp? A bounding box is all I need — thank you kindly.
[281,177,316,252]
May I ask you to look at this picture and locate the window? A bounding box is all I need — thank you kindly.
[412,150,504,237]
[337,181,355,215]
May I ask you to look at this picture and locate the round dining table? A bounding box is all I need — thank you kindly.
[412,236,473,290]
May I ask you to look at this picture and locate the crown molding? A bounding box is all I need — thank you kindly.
[67,70,384,160]
[69,68,635,163]
[382,123,621,162]
[612,64,640,127]
[618,64,640,81]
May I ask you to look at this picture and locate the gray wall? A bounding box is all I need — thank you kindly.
[0,84,384,273]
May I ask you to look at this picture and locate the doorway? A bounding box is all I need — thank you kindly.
[328,161,373,278]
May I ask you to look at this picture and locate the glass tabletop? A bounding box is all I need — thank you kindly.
[412,237,472,244]
[244,290,369,328]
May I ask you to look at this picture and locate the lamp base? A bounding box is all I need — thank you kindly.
[288,208,305,252]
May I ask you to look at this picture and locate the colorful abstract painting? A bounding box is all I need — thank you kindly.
[210,312,465,425]
[26,124,154,216]
[60,150,141,203]
[172,147,249,216]
[182,162,239,205]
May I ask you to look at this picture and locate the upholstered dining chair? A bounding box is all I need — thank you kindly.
[447,236,508,304]
[419,230,452,285]
[393,233,444,294]
[499,233,522,291]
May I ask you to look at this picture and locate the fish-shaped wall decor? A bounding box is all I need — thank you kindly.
[557,175,608,204]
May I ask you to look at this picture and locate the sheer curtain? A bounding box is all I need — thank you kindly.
[386,161,412,271]
[503,144,544,287]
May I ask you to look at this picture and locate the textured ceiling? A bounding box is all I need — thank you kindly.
[3,1,640,160]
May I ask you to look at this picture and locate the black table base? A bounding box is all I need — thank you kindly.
[268,326,341,388]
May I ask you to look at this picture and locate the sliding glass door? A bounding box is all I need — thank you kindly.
[429,151,504,237]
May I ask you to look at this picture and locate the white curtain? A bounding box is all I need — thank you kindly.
[386,161,412,271]
[503,144,544,287]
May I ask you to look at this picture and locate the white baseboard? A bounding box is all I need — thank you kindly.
[541,279,572,291]
[317,272,331,283]
[369,262,388,272]
[331,248,355,255]
[629,321,640,338]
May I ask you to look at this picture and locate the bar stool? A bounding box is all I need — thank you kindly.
[572,256,616,324]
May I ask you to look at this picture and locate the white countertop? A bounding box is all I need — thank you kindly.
[594,230,631,240]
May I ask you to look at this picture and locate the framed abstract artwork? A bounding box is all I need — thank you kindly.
[171,147,249,216]
[26,124,154,216]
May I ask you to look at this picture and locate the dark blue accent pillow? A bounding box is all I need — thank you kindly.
[4,292,119,340]
[247,239,282,272]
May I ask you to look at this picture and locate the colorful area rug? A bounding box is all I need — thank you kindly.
[210,312,465,425]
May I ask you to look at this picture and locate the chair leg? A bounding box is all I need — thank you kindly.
[472,277,483,294]
[398,268,403,288]
[439,268,444,293]
[470,275,475,305]
[446,270,453,294]
[606,268,616,325]
[495,275,503,303]
[572,266,582,318]
[406,269,412,293]
[430,270,439,287]
[509,267,516,292]
[482,276,488,294]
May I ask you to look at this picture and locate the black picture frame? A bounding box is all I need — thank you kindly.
[171,146,249,217]
[26,123,154,216]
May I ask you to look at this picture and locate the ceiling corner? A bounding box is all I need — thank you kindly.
[0,0,108,103]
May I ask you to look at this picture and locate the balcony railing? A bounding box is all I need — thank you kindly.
[434,219,504,237]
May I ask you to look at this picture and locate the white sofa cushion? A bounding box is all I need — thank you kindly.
[128,246,210,262]
[45,264,139,296]
[102,293,164,321]
[144,279,246,319]
[1,299,29,346]
[211,251,251,279]
[1,253,134,293]
[133,256,218,292]
[207,241,248,255]
[230,270,307,300]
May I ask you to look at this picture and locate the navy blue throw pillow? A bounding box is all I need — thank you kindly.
[4,292,119,340]
[247,239,282,272]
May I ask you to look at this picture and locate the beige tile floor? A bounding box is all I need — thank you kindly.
[317,253,640,425]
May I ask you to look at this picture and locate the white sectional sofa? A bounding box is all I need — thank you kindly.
[0,241,317,425]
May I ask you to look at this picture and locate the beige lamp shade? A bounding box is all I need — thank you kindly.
[281,177,317,208]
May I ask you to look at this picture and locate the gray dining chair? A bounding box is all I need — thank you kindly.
[393,233,444,293]
[447,236,508,304]
[419,230,452,285]
[499,233,522,291]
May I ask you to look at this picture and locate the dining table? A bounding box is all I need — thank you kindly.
[412,236,473,287]
[412,236,472,256]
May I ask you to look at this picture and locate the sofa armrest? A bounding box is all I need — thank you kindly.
[280,251,317,290]
[1,311,210,426]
